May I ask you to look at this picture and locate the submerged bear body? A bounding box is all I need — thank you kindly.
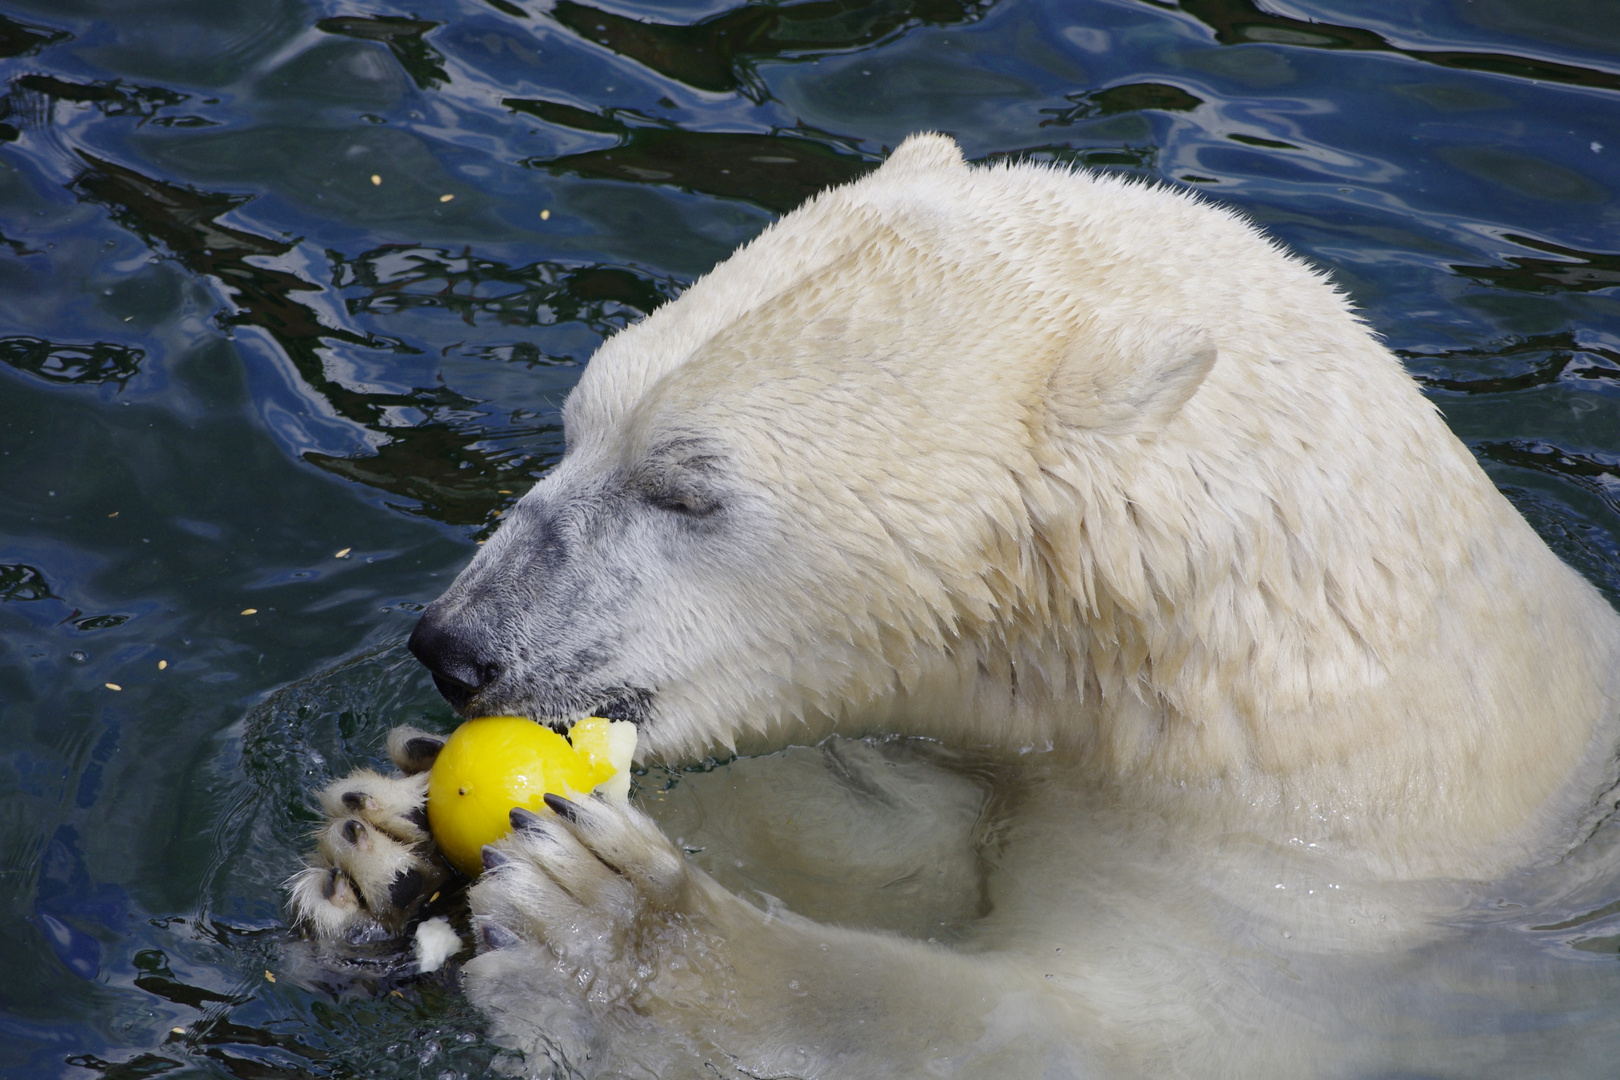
[298,134,1620,1077]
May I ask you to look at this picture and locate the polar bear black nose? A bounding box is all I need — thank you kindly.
[408,608,501,713]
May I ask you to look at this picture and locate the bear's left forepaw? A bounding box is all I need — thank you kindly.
[463,794,756,1073]
[468,794,735,1002]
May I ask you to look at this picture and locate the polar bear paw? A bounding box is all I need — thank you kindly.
[470,793,699,965]
[467,794,740,1010]
[463,794,760,1073]
[286,725,453,941]
[460,796,1011,1077]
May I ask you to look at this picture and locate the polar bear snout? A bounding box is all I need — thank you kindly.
[403,480,675,730]
[408,603,503,713]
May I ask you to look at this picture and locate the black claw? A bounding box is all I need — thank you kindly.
[341,790,368,812]
[321,866,342,900]
[510,806,544,832]
[341,818,366,846]
[543,793,579,822]
[388,867,426,910]
[406,805,430,832]
[402,736,445,771]
[481,846,510,871]
[481,922,521,950]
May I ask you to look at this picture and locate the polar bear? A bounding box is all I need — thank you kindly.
[291,134,1620,1077]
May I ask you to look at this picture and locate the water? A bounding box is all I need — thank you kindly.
[0,0,1617,1076]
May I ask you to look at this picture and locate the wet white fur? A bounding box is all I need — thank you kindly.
[492,132,1620,877]
[301,134,1620,1075]
[413,915,463,974]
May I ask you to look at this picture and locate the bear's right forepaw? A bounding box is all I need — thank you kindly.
[286,725,453,942]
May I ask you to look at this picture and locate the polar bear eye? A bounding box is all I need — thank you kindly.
[646,487,719,518]
[636,439,726,519]
[632,470,720,518]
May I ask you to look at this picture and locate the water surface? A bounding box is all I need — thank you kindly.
[1,0,1618,1076]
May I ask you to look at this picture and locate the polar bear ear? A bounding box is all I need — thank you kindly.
[1045,325,1217,436]
[881,133,968,174]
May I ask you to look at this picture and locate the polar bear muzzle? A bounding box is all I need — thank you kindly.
[409,593,658,727]
[404,474,673,731]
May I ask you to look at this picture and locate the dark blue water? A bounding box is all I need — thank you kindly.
[1,1,1617,1076]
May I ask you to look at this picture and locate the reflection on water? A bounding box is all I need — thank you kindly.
[528,112,873,214]
[0,335,144,386]
[1,0,1618,1075]
[1452,233,1620,294]
[1172,0,1620,93]
[549,0,998,97]
[317,15,453,92]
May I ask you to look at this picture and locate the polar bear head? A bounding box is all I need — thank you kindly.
[407,134,1573,798]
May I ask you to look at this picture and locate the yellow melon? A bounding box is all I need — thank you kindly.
[425,715,636,876]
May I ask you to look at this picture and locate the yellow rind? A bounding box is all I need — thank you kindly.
[424,715,634,877]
